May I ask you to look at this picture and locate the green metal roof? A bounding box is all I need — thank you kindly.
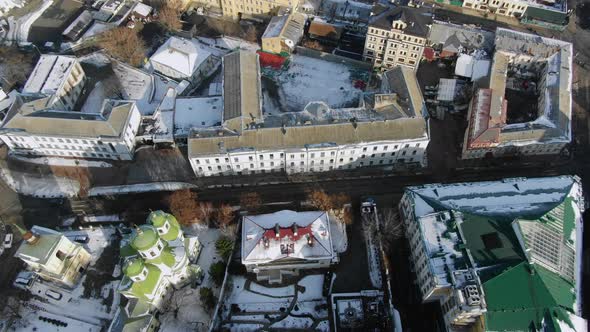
[459,213,525,267]
[124,258,145,277]
[160,223,180,242]
[131,226,159,251]
[483,262,576,331]
[147,211,168,227]
[120,244,138,258]
[145,247,176,268]
[523,5,567,25]
[129,264,162,297]
[16,231,64,265]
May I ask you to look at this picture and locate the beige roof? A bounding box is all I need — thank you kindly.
[2,96,135,138]
[189,117,427,156]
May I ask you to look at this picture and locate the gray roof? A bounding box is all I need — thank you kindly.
[369,6,432,38]
[428,20,495,53]
[222,51,263,132]
[381,66,425,118]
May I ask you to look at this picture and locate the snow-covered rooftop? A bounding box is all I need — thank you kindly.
[241,210,334,264]
[23,55,78,95]
[150,37,213,78]
[407,176,578,218]
[174,96,222,136]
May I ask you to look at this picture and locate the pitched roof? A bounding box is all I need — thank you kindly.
[241,210,334,264]
[15,226,64,265]
[1,97,136,138]
[222,51,263,132]
[150,37,212,77]
[369,6,432,38]
[23,55,78,95]
[483,262,577,331]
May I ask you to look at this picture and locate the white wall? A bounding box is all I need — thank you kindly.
[190,138,429,177]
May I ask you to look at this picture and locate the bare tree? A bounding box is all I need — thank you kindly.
[302,39,324,51]
[158,0,183,31]
[242,25,258,43]
[239,192,262,212]
[216,203,234,229]
[0,47,34,88]
[165,189,202,225]
[197,201,215,225]
[98,27,147,67]
[307,189,333,211]
[379,208,404,252]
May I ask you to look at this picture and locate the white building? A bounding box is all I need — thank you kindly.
[242,210,338,283]
[188,51,430,177]
[22,55,86,112]
[149,37,219,85]
[15,225,92,288]
[0,98,141,160]
[462,0,568,26]
[400,176,585,331]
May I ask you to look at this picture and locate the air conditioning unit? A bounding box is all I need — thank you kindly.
[464,285,481,306]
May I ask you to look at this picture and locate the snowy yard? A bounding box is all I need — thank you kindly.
[220,273,330,331]
[263,55,367,113]
[159,227,222,332]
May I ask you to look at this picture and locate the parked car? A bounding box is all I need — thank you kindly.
[13,272,35,290]
[45,289,63,301]
[73,235,89,244]
[4,233,13,249]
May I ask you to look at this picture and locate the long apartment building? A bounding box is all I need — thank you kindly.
[363,6,432,71]
[400,176,585,331]
[462,28,572,159]
[194,0,299,19]
[462,0,568,26]
[187,51,430,177]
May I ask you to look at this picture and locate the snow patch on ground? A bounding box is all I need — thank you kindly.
[0,166,79,198]
[159,228,221,332]
[11,154,112,168]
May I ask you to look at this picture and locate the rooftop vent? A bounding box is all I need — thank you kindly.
[292,223,298,236]
[274,223,281,238]
[464,285,481,306]
[307,234,314,246]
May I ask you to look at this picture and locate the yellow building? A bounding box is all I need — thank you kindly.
[15,226,92,289]
[363,6,431,71]
[261,12,305,54]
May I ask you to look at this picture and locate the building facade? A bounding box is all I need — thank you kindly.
[15,226,92,288]
[400,176,585,331]
[22,55,86,112]
[363,6,432,71]
[0,98,142,160]
[461,0,568,25]
[198,0,299,19]
[241,210,338,283]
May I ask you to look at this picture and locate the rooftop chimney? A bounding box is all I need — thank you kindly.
[292,223,298,237]
[307,234,314,246]
[274,223,281,238]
